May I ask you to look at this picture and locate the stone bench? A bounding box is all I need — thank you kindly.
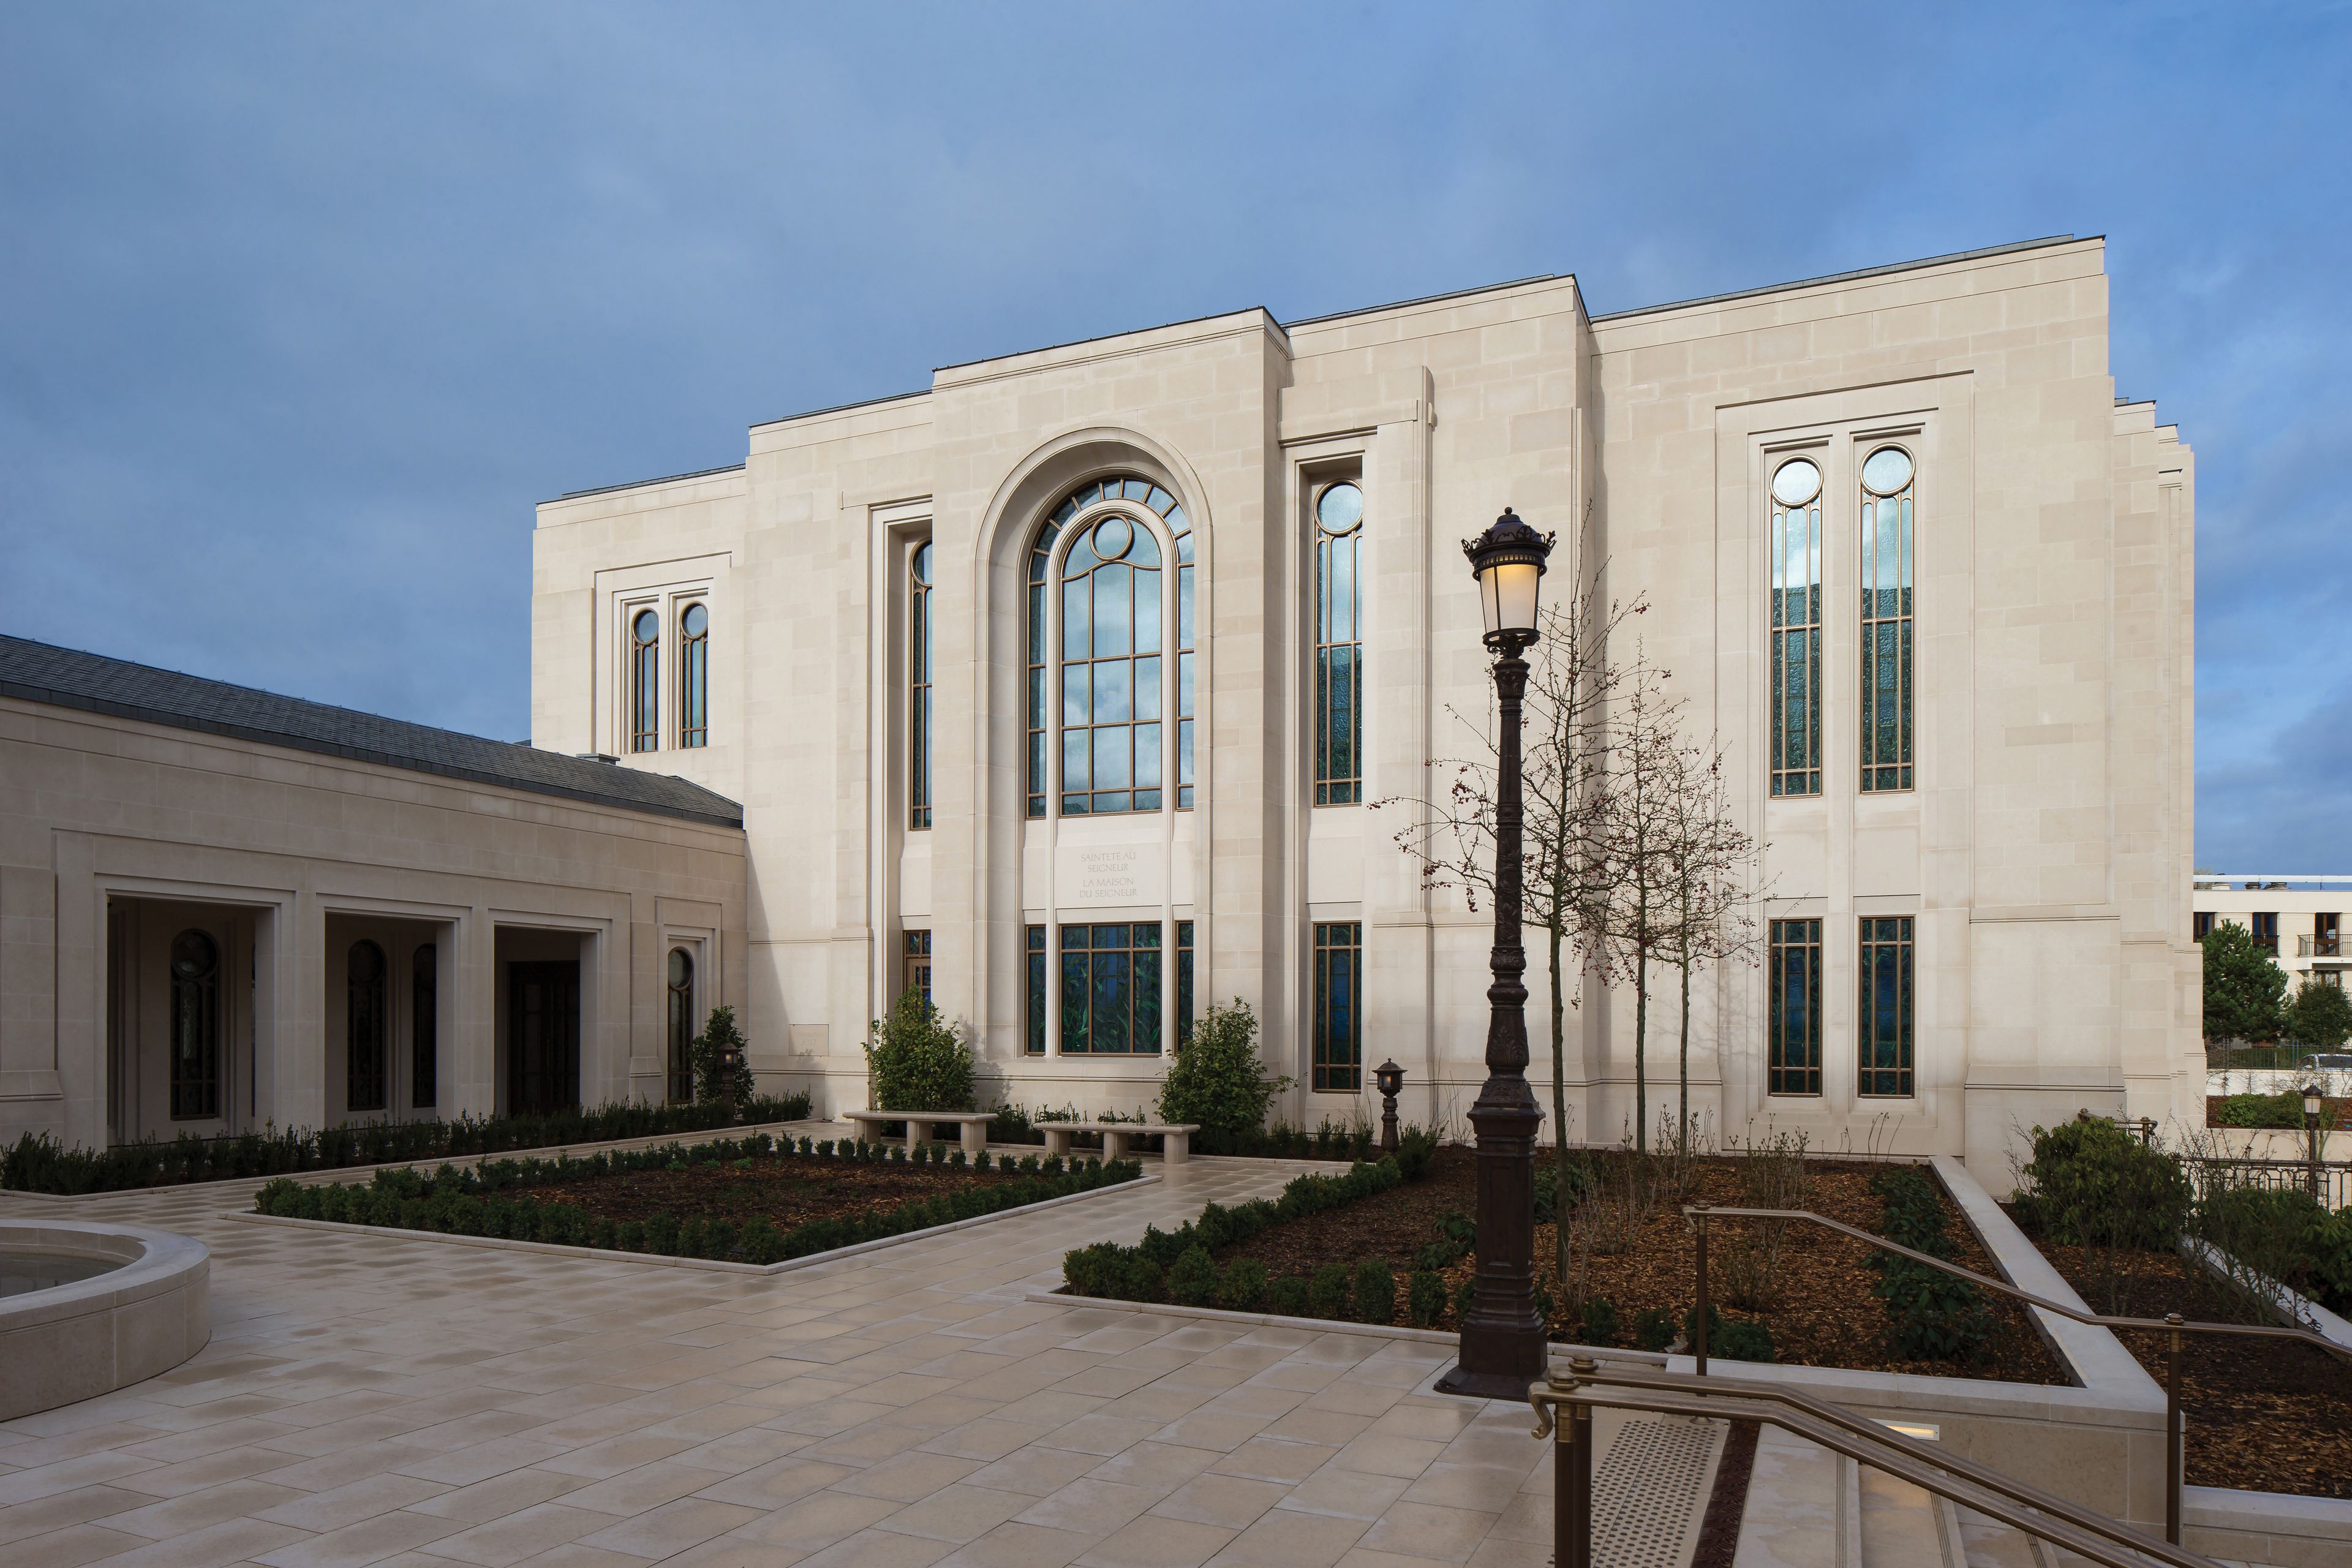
[1039,1120,1199,1164]
[840,1109,995,1158]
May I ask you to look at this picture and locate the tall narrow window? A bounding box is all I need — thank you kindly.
[168,930,220,1120]
[1770,458,1822,796]
[1027,477,1188,817]
[909,545,932,828]
[1060,922,1161,1054]
[2192,911,2215,941]
[1314,481,1363,804]
[629,608,660,753]
[1313,922,1361,1091]
[347,940,387,1113]
[412,944,437,1110]
[1175,919,1195,1047]
[1768,919,1822,1096]
[1859,446,1914,791]
[2317,913,2342,959]
[1858,916,1915,1098]
[2252,912,2279,955]
[679,602,709,748]
[902,930,932,1004]
[666,948,695,1104]
[1025,925,1047,1055]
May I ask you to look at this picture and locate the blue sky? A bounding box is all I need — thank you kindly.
[2,3,2345,866]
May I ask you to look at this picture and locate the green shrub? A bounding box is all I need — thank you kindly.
[1158,1000,1293,1150]
[1307,1262,1352,1320]
[1684,1303,1776,1363]
[863,987,976,1112]
[1406,1270,1447,1328]
[1168,1246,1219,1307]
[2196,1184,2328,1310]
[1352,1259,1396,1325]
[1634,1306,1677,1352]
[1579,1297,1619,1347]
[1394,1127,1438,1182]
[1866,1168,1995,1363]
[2018,1115,2191,1252]
[689,1005,756,1115]
[2286,977,2352,1050]
[1219,1258,1270,1312]
[2214,1092,2305,1129]
[1271,1275,1311,1317]
[1452,1275,1476,1327]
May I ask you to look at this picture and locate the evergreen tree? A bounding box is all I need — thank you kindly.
[2201,921,2286,1044]
[2282,976,2352,1050]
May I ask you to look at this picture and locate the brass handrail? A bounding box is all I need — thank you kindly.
[1528,1359,2224,1568]
[1679,1202,2352,1544]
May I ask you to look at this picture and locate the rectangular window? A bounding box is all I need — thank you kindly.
[1059,922,1161,1055]
[902,930,931,1005]
[1312,921,1362,1091]
[1770,459,1823,796]
[1858,916,1915,1098]
[1175,519,1196,809]
[1025,925,1046,1055]
[2192,911,2215,941]
[2252,911,2279,956]
[1175,920,1194,1046]
[1858,448,1914,791]
[630,609,660,754]
[679,602,709,748]
[2316,913,2340,959]
[1314,482,1363,805]
[1027,540,1050,818]
[910,547,932,828]
[1768,919,1822,1096]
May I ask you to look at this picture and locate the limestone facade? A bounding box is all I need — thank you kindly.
[533,235,2203,1169]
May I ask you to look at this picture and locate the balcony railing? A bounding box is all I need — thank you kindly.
[2297,932,2343,958]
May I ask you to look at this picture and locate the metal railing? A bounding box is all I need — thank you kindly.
[2296,933,2342,958]
[1529,1359,2223,1568]
[2187,1154,2352,1212]
[1681,1204,2352,1545]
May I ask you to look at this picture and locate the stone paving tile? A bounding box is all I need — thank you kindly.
[0,1153,1567,1568]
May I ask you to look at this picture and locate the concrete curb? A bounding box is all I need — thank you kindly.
[228,1170,1158,1276]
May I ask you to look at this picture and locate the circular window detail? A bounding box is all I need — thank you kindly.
[1092,514,1133,561]
[1770,458,1821,508]
[632,608,658,644]
[349,941,383,983]
[668,948,691,989]
[682,601,709,636]
[1316,481,1363,534]
[1862,446,1915,496]
[908,545,930,588]
[170,930,217,980]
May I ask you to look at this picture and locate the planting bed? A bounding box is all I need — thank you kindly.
[505,1149,1029,1227]
[2034,1242,2352,1497]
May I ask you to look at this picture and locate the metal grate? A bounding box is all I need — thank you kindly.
[1592,1415,1725,1568]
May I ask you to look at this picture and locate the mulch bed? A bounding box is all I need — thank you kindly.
[2030,1242,2352,1498]
[509,1155,1026,1229]
[1211,1149,2067,1383]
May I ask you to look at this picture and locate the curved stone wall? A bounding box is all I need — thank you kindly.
[0,1219,210,1420]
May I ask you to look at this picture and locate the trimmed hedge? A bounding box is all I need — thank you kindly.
[3,1094,812,1195]
[254,1134,1140,1265]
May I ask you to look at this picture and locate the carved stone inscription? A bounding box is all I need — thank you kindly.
[1054,842,1163,908]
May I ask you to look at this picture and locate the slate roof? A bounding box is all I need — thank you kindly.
[0,634,744,829]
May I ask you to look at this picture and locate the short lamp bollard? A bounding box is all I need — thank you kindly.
[1375,1060,1405,1153]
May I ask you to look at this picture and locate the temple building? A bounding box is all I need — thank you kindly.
[0,234,2201,1172]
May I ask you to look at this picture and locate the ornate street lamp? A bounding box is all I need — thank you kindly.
[1437,506,1554,1399]
[1374,1060,1405,1153]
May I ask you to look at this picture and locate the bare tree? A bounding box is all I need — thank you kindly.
[1378,527,1643,1278]
[1659,740,1761,1157]
[1585,660,1683,1154]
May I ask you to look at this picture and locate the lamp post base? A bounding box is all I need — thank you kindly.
[1437,1093,1547,1400]
[1433,1362,1549,1400]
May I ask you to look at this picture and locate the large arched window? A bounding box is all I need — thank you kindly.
[1769,457,1823,796]
[412,944,437,1110]
[347,940,387,1113]
[666,948,695,1105]
[1314,481,1363,804]
[630,609,660,753]
[679,601,709,748]
[1026,477,1191,817]
[1858,445,1914,792]
[909,545,932,829]
[168,930,220,1120]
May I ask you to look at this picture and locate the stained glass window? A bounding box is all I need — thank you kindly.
[680,602,709,748]
[412,944,437,1110]
[1768,919,1822,1096]
[347,940,386,1113]
[1175,919,1195,1047]
[1859,916,1915,1098]
[1060,922,1161,1054]
[666,948,695,1105]
[1025,925,1047,1055]
[1770,458,1822,796]
[168,930,219,1120]
[1313,922,1362,1092]
[1027,477,1190,816]
[630,608,660,753]
[1314,482,1363,805]
[1859,447,1914,791]
[909,545,932,828]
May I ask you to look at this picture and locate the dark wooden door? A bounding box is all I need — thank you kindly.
[507,961,580,1115]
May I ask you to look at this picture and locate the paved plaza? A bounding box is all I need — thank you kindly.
[0,1137,1578,1568]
